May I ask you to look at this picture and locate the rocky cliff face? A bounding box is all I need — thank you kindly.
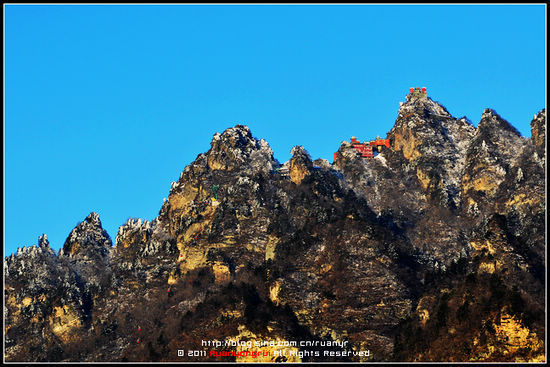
[4,95,545,362]
[388,93,475,210]
[462,109,524,218]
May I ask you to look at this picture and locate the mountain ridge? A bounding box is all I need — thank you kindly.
[4,92,546,362]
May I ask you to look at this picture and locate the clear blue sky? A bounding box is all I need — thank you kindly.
[4,4,546,256]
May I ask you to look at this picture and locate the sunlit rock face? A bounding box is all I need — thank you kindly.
[5,95,545,362]
[288,145,313,185]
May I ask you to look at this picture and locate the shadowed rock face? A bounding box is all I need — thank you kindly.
[4,97,545,362]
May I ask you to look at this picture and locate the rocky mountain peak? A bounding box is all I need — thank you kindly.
[61,212,112,260]
[84,211,102,226]
[213,124,253,147]
[290,145,312,161]
[206,125,276,173]
[391,95,468,160]
[478,109,522,137]
[388,93,476,209]
[471,109,523,159]
[400,93,452,118]
[289,145,313,184]
[462,110,525,217]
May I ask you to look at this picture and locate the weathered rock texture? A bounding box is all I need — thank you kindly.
[4,95,545,362]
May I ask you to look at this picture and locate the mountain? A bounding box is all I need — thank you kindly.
[4,92,546,362]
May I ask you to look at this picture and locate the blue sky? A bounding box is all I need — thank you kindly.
[4,4,546,256]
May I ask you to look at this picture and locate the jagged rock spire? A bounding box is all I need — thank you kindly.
[38,234,49,249]
[84,212,102,227]
[289,145,313,185]
[62,212,112,260]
